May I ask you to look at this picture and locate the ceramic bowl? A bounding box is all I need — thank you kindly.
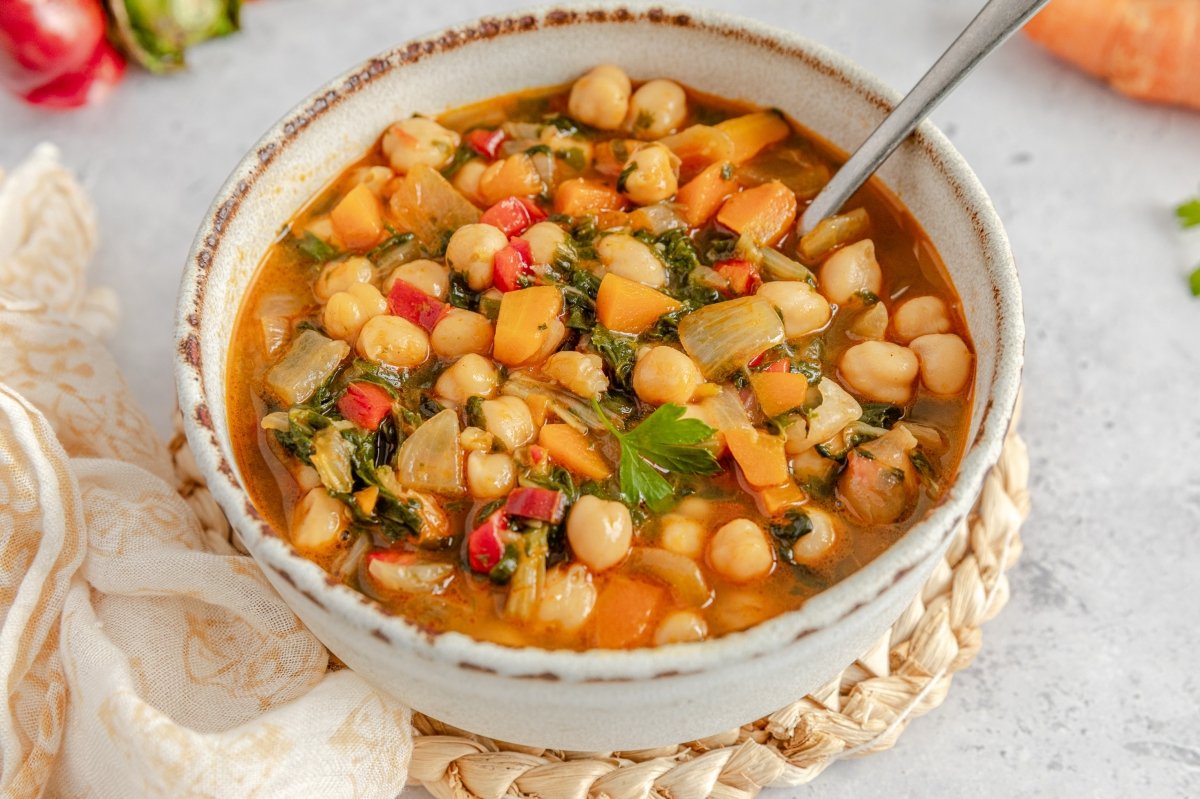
[175,5,1023,750]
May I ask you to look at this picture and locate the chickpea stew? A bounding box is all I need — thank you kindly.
[228,65,975,650]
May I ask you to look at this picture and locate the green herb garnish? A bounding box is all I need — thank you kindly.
[616,160,637,193]
[592,400,720,512]
[1176,198,1200,229]
[298,232,339,263]
[588,325,637,389]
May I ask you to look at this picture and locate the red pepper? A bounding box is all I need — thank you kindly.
[337,382,394,431]
[387,279,448,332]
[762,359,789,374]
[367,549,418,565]
[480,196,546,237]
[492,239,534,292]
[0,0,125,108]
[714,258,763,296]
[505,487,567,524]
[465,128,506,160]
[467,510,507,573]
[528,445,548,466]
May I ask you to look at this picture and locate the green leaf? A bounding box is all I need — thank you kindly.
[592,400,719,512]
[588,326,637,389]
[298,232,339,263]
[1176,198,1200,229]
[109,0,241,73]
[616,161,637,194]
[1190,265,1200,297]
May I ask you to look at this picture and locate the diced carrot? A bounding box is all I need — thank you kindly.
[725,427,789,487]
[596,210,631,230]
[354,485,380,516]
[658,125,735,182]
[554,178,627,217]
[675,161,738,227]
[525,393,551,428]
[749,371,811,418]
[538,424,612,480]
[493,286,563,366]
[715,111,791,163]
[591,576,666,649]
[716,181,798,246]
[595,273,681,335]
[752,479,807,517]
[330,183,385,250]
[479,153,545,206]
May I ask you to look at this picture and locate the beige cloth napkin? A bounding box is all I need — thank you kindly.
[0,145,412,798]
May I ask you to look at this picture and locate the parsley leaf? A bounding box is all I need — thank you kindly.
[592,401,720,512]
[1176,198,1200,229]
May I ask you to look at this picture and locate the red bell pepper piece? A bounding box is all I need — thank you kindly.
[492,240,534,292]
[337,382,394,431]
[467,510,507,573]
[714,258,762,296]
[465,128,506,160]
[762,359,789,374]
[367,549,418,565]
[528,445,548,466]
[387,279,448,332]
[480,196,547,237]
[505,487,567,524]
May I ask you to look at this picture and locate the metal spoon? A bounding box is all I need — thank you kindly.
[797,0,1049,235]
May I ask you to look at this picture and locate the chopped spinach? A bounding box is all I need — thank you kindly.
[859,403,904,429]
[589,325,638,389]
[769,509,814,565]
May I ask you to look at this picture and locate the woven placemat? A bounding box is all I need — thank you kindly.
[169,401,1028,799]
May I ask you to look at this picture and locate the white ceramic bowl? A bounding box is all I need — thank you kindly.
[175,5,1023,750]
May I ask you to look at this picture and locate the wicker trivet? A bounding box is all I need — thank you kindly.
[169,402,1028,799]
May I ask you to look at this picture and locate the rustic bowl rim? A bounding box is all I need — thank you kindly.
[174,3,1023,681]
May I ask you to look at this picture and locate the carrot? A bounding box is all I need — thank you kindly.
[724,427,789,487]
[716,181,798,246]
[749,371,811,418]
[538,424,612,479]
[493,286,563,366]
[525,393,551,428]
[591,575,665,649]
[715,111,791,163]
[1024,0,1200,110]
[479,153,544,206]
[658,125,735,182]
[595,273,681,335]
[675,161,738,227]
[554,178,628,217]
[330,183,384,250]
[752,479,807,517]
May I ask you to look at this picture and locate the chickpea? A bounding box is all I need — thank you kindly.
[840,341,919,404]
[291,487,350,551]
[909,333,972,395]
[567,64,632,131]
[478,154,545,207]
[314,257,373,303]
[446,223,509,292]
[348,165,395,197]
[518,221,569,266]
[626,79,688,139]
[481,396,536,451]
[323,282,387,342]
[536,564,597,633]
[543,351,609,398]
[383,258,449,300]
[356,315,430,367]
[756,280,832,339]
[892,296,952,343]
[434,353,499,404]
[466,450,516,500]
[621,142,679,206]
[790,508,839,565]
[566,495,633,572]
[659,513,707,560]
[653,609,707,645]
[430,308,494,358]
[633,346,703,405]
[819,239,883,305]
[596,233,667,288]
[707,518,775,583]
[452,158,488,205]
[675,496,714,522]
[382,116,460,173]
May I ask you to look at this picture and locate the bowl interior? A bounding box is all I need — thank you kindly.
[177,6,1022,679]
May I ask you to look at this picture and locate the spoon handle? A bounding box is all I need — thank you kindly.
[797,0,1049,235]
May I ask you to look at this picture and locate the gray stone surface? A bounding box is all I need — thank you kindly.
[4,1,1198,796]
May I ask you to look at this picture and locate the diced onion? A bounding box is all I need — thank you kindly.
[265,329,350,406]
[310,427,354,495]
[784,378,863,454]
[678,296,785,380]
[396,409,464,495]
[798,208,870,263]
[625,548,711,607]
[368,558,454,593]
